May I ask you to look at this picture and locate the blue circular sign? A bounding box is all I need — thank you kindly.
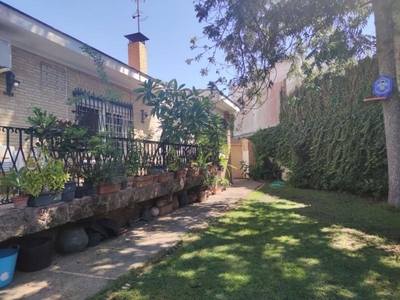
[373,76,393,98]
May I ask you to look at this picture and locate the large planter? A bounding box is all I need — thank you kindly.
[28,192,62,207]
[97,181,121,195]
[17,237,52,272]
[0,245,19,288]
[62,181,76,201]
[56,227,88,254]
[134,175,153,187]
[11,195,29,209]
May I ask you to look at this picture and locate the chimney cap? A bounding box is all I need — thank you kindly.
[125,32,149,43]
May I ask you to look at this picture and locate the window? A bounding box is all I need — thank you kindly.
[75,94,133,138]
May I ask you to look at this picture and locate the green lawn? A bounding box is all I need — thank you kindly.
[92,185,400,300]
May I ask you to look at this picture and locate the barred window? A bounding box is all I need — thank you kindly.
[75,94,133,138]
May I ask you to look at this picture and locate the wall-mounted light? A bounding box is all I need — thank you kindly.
[141,109,149,123]
[3,71,20,96]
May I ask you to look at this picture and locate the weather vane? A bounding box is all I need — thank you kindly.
[132,0,148,33]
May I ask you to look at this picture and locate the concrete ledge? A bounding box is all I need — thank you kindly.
[0,176,202,242]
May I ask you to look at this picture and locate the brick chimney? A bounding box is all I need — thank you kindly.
[125,32,149,74]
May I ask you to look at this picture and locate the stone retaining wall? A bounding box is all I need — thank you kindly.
[0,177,202,243]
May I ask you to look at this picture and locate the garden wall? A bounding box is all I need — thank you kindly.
[0,176,202,243]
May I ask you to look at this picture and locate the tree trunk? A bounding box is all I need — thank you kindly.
[372,0,400,207]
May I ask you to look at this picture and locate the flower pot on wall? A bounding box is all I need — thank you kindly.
[62,181,76,201]
[187,169,199,177]
[126,176,135,188]
[176,168,187,180]
[152,174,160,184]
[11,195,29,209]
[97,181,121,195]
[158,173,170,183]
[28,192,62,207]
[134,175,153,188]
[83,181,97,196]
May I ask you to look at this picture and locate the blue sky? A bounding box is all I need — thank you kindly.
[2,0,222,89]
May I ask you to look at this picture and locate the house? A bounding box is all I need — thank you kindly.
[230,61,301,178]
[0,1,160,144]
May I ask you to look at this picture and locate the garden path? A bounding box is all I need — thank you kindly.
[0,179,262,300]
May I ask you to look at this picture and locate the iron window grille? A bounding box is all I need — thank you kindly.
[74,89,133,138]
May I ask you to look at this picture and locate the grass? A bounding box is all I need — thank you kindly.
[91,185,400,300]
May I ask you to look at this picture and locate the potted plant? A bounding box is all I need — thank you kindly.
[87,131,125,194]
[187,162,200,177]
[195,152,212,175]
[148,166,164,184]
[219,178,231,191]
[133,149,153,187]
[125,148,140,188]
[199,171,215,202]
[23,156,69,207]
[92,160,125,195]
[1,168,29,209]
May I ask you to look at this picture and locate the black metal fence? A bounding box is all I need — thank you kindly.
[0,125,199,205]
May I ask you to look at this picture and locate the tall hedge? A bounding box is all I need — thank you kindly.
[250,57,387,196]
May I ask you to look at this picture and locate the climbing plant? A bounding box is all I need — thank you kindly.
[250,57,387,197]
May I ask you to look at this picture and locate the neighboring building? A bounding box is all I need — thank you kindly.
[230,61,300,178]
[0,1,160,146]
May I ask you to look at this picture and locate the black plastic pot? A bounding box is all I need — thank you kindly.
[17,236,53,272]
[86,232,101,247]
[75,186,85,198]
[83,181,96,196]
[62,181,76,201]
[120,180,127,190]
[178,193,188,207]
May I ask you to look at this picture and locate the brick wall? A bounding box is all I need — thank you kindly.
[128,42,148,74]
[0,46,160,147]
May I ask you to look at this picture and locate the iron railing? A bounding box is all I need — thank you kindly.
[0,125,199,205]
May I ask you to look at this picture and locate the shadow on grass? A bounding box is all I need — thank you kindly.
[93,185,400,300]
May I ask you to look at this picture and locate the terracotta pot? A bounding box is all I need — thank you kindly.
[173,197,179,210]
[134,175,154,187]
[152,174,160,184]
[158,203,173,216]
[126,176,135,188]
[176,168,187,180]
[187,169,199,177]
[97,181,121,195]
[11,195,29,209]
[158,173,170,183]
[155,199,166,207]
[198,191,207,203]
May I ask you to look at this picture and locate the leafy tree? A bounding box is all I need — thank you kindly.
[134,79,226,157]
[193,0,400,207]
